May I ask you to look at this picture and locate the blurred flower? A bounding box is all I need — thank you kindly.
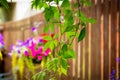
[38,56,42,61]
[24,51,29,57]
[31,27,37,32]
[43,48,51,56]
[116,58,120,64]
[0,33,4,48]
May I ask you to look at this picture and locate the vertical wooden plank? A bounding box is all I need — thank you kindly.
[110,0,117,79]
[79,36,83,80]
[88,1,91,79]
[103,0,109,79]
[88,23,91,80]
[95,0,101,79]
[116,0,120,79]
[118,0,120,79]
[91,0,100,79]
[85,21,88,80]
[100,4,104,80]
[108,1,111,79]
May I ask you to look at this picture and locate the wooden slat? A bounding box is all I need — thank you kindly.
[103,0,109,79]
[91,0,99,79]
[95,0,101,79]
[111,1,117,80]
[116,0,120,79]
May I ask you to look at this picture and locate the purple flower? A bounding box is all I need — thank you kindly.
[18,50,21,54]
[0,33,4,48]
[111,70,116,74]
[116,58,120,64]
[0,34,3,40]
[8,52,12,57]
[39,39,43,43]
[31,27,36,32]
[24,51,29,56]
[10,45,14,51]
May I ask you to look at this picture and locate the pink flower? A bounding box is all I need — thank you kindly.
[32,51,37,58]
[43,48,51,56]
[38,56,42,61]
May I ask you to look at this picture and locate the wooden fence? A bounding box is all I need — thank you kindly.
[0,0,119,80]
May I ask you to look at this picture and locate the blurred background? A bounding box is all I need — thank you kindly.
[0,0,119,80]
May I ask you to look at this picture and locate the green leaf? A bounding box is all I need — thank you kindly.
[78,28,86,42]
[66,31,76,39]
[0,0,9,9]
[84,1,92,7]
[43,36,52,40]
[44,7,54,22]
[44,41,51,51]
[64,10,74,26]
[61,58,67,69]
[74,3,79,8]
[32,75,37,80]
[53,7,60,21]
[61,67,67,75]
[44,41,54,51]
[31,0,43,9]
[61,0,70,8]
[64,26,74,32]
[86,18,96,24]
[62,44,68,51]
[50,23,55,31]
[63,49,76,59]
[64,24,79,32]
[44,26,49,32]
[38,72,46,80]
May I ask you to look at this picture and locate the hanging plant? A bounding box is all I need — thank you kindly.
[9,27,54,79]
[31,0,96,80]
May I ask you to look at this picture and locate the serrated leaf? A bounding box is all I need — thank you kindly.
[78,28,86,42]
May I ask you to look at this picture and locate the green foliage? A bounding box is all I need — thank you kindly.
[63,48,76,59]
[78,27,86,42]
[31,0,95,79]
[61,0,70,8]
[0,0,9,9]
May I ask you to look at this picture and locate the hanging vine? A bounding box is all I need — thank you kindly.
[31,0,95,80]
